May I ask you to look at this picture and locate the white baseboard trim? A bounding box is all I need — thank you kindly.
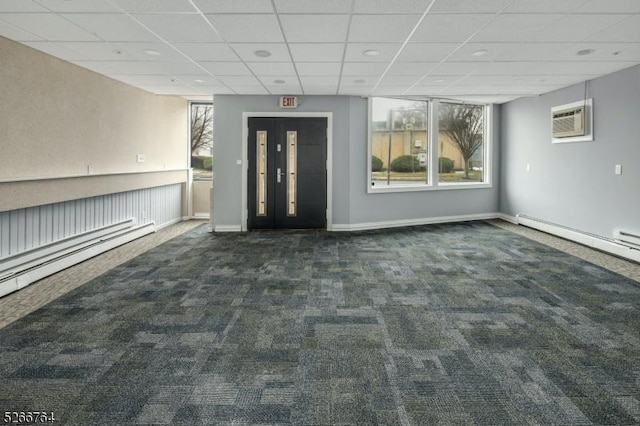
[332,213,501,232]
[192,213,210,219]
[214,225,243,233]
[495,213,518,224]
[156,217,183,231]
[516,214,640,263]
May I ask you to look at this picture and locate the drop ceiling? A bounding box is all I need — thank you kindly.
[1,0,639,103]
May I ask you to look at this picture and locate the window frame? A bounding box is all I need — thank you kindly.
[189,101,214,182]
[367,97,492,194]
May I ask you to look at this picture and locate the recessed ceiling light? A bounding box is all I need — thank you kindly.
[577,48,594,56]
[471,49,489,57]
[435,79,445,83]
[273,79,286,84]
[254,50,272,58]
[194,79,205,84]
[362,49,380,57]
[142,48,161,56]
[354,79,366,84]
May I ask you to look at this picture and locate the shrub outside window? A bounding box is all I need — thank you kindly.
[369,97,490,192]
[370,98,428,188]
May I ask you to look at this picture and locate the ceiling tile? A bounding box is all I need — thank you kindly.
[246,61,297,75]
[57,41,136,61]
[0,13,100,41]
[472,14,596,43]
[205,14,283,43]
[429,0,513,13]
[1,1,47,12]
[504,0,585,13]
[111,42,187,62]
[134,14,222,43]
[552,43,640,62]
[340,76,377,85]
[404,86,446,95]
[428,61,487,75]
[411,14,495,43]
[258,76,299,86]
[216,75,262,85]
[472,61,541,75]
[62,13,158,42]
[413,76,458,86]
[264,84,303,95]
[156,61,208,75]
[274,0,352,14]
[579,0,640,13]
[378,75,421,86]
[296,62,342,75]
[300,76,340,86]
[108,0,197,13]
[386,62,438,76]
[111,74,185,86]
[353,0,430,14]
[448,42,575,62]
[90,60,159,74]
[537,14,629,43]
[586,15,640,43]
[349,15,421,42]
[173,42,238,61]
[0,20,43,41]
[302,86,338,95]
[372,86,410,95]
[344,43,402,62]
[230,43,291,61]
[533,61,636,75]
[199,61,252,76]
[183,76,224,86]
[192,0,273,13]
[23,41,88,60]
[234,86,269,94]
[338,86,374,95]
[396,43,458,62]
[279,14,349,43]
[70,60,120,75]
[33,0,119,13]
[289,43,344,62]
[341,62,388,76]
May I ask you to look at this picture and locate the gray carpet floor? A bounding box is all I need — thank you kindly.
[0,221,638,425]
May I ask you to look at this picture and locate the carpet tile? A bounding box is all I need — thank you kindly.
[0,221,639,425]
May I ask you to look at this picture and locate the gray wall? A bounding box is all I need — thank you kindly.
[500,65,640,239]
[213,95,500,229]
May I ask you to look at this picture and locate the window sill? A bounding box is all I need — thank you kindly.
[368,182,492,194]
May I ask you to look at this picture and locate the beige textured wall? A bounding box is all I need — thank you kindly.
[0,36,189,211]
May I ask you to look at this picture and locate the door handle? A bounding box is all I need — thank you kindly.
[277,167,284,183]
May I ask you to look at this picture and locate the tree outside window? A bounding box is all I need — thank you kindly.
[438,102,484,182]
[190,102,213,180]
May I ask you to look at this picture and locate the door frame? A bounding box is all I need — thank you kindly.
[241,112,333,232]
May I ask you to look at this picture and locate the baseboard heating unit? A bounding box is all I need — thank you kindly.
[516,215,640,263]
[0,219,155,298]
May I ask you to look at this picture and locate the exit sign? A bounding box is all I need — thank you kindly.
[279,96,298,109]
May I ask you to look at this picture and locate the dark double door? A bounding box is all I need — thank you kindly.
[248,117,327,229]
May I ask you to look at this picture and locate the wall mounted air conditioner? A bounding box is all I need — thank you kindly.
[551,98,593,144]
[552,105,585,138]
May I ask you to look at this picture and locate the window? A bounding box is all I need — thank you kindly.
[437,102,485,183]
[370,98,429,188]
[368,97,489,191]
[190,102,213,180]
